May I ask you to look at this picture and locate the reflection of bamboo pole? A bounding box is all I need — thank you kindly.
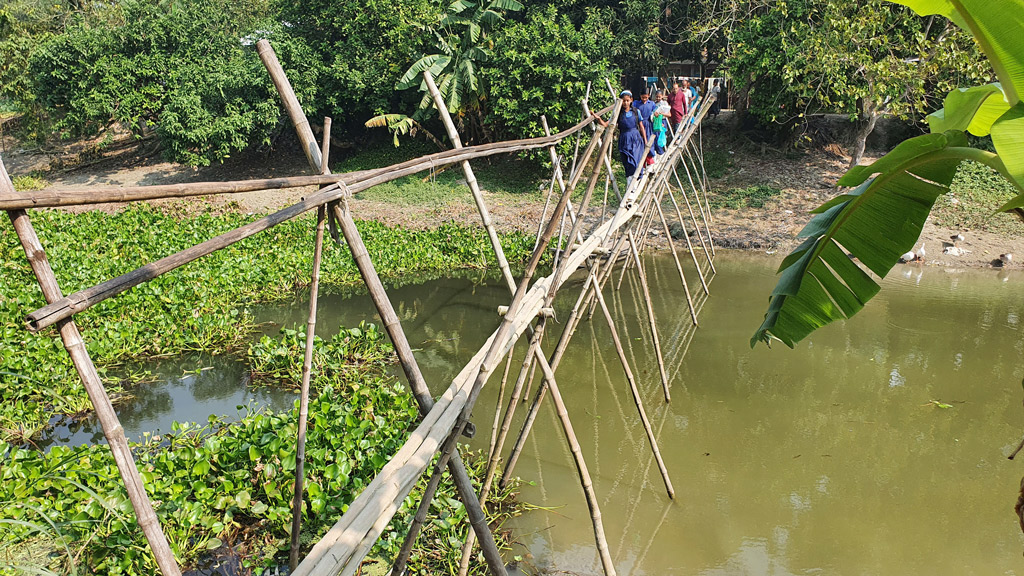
[257,41,507,575]
[5,192,182,576]
[591,271,674,498]
[289,117,333,570]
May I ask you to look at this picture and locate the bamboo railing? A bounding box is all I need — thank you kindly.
[1,38,719,576]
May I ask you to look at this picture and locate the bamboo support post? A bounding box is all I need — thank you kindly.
[3,165,182,576]
[423,71,516,295]
[660,181,709,295]
[654,192,703,318]
[289,117,333,570]
[256,41,507,576]
[680,149,715,256]
[489,351,516,461]
[626,229,672,401]
[672,167,716,270]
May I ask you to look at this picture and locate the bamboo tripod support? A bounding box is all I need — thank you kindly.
[257,41,508,576]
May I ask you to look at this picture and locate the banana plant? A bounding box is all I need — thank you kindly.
[395,0,522,131]
[753,0,1024,348]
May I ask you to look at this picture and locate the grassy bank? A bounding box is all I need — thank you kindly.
[0,204,539,440]
[1,325,525,574]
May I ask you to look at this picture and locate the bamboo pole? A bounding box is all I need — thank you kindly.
[423,71,515,295]
[257,40,322,170]
[3,166,182,576]
[255,41,508,576]
[659,181,709,295]
[672,168,716,272]
[289,117,333,570]
[489,351,516,461]
[654,192,702,320]
[626,229,671,401]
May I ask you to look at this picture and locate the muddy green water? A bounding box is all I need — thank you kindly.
[46,252,1024,574]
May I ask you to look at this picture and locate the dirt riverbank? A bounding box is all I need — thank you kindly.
[3,119,1021,271]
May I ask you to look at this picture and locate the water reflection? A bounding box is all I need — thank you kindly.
[37,356,294,448]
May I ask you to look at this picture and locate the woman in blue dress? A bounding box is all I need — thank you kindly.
[598,90,647,190]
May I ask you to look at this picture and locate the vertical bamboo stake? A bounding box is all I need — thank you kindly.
[289,117,332,570]
[654,191,704,313]
[4,168,182,576]
[489,351,516,461]
[625,230,671,400]
[256,41,507,576]
[680,150,715,256]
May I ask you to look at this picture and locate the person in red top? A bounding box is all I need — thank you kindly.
[667,81,688,137]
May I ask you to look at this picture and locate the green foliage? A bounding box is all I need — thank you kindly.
[753,0,1024,349]
[278,0,440,127]
[25,0,314,165]
[0,325,524,573]
[708,184,780,210]
[9,175,47,192]
[396,0,523,144]
[483,5,618,143]
[0,205,539,440]
[726,0,990,134]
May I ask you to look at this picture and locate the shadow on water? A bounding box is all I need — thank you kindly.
[35,252,1024,574]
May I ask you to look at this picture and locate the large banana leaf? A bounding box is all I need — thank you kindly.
[752,131,968,347]
[898,0,1024,105]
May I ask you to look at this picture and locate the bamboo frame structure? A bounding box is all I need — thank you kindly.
[0,36,722,576]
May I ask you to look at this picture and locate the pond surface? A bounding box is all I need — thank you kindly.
[46,251,1024,574]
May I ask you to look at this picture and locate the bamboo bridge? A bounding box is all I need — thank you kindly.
[1,40,718,576]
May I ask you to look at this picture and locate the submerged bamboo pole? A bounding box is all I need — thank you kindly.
[3,165,182,576]
[626,229,671,402]
[255,41,508,576]
[289,118,333,570]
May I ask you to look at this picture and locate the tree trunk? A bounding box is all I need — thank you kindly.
[848,97,879,169]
